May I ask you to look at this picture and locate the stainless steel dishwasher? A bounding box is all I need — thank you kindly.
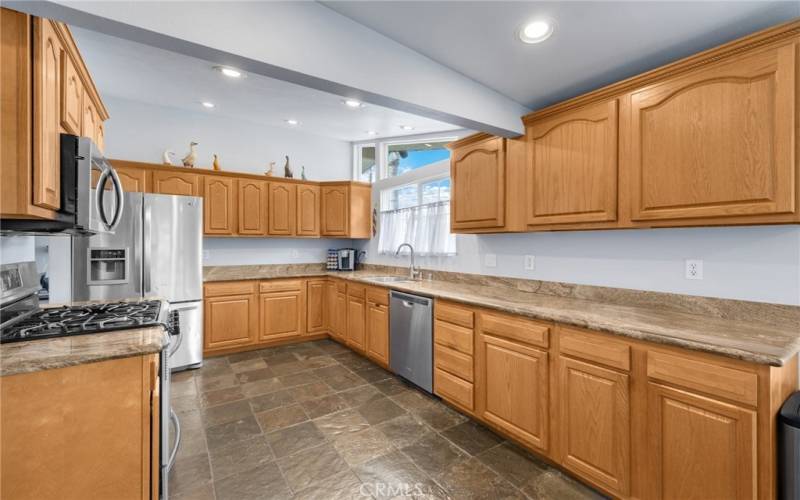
[389,290,433,393]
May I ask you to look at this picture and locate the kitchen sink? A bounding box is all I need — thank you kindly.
[364,276,412,283]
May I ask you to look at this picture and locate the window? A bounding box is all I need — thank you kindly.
[354,134,461,257]
[386,141,450,177]
[356,145,376,183]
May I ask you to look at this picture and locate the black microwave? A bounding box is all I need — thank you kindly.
[1,134,124,234]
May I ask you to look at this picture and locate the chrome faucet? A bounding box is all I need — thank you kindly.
[395,243,420,281]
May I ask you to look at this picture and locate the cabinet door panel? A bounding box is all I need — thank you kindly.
[321,186,348,236]
[451,138,505,229]
[528,100,618,225]
[297,184,320,236]
[152,171,200,196]
[238,179,267,235]
[204,176,236,235]
[307,280,326,334]
[347,297,366,351]
[366,302,389,365]
[477,333,548,452]
[269,182,296,235]
[647,383,756,500]
[260,291,303,341]
[334,292,347,340]
[204,294,256,350]
[33,18,61,210]
[629,44,796,221]
[559,357,630,496]
[60,53,82,135]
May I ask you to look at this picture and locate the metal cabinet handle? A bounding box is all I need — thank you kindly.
[167,409,181,472]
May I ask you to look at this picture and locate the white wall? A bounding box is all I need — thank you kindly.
[358,225,800,306]
[103,96,352,181]
[0,236,35,265]
[203,238,347,267]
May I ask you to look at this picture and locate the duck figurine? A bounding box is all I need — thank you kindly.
[212,154,221,171]
[182,141,198,167]
[265,161,275,177]
[283,155,293,178]
[162,150,175,165]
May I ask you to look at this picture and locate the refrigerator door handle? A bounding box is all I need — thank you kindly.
[143,201,152,295]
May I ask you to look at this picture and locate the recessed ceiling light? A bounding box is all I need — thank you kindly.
[518,19,555,44]
[214,66,244,78]
[399,125,415,131]
[201,101,215,109]
[366,130,378,136]
[424,143,432,147]
[285,119,300,126]
[343,99,364,108]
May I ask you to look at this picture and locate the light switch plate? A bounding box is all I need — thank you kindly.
[484,253,497,268]
[524,255,535,271]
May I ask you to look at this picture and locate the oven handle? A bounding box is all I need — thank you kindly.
[167,408,181,472]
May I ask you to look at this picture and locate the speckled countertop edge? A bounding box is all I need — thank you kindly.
[205,267,800,367]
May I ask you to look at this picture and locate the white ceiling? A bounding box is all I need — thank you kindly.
[324,1,800,109]
[71,27,462,142]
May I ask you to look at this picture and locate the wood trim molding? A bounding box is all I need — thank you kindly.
[523,18,800,124]
[447,132,500,150]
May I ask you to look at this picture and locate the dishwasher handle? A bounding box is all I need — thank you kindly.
[390,290,431,307]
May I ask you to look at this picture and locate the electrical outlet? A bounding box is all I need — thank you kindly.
[524,255,535,271]
[484,253,497,268]
[291,249,299,258]
[685,259,703,280]
[203,250,210,261]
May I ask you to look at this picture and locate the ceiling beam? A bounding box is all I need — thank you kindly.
[8,0,530,137]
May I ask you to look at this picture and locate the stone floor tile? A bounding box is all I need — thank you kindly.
[333,427,395,466]
[435,457,525,500]
[440,420,504,455]
[521,470,608,500]
[199,385,245,408]
[338,384,384,407]
[375,414,432,449]
[313,408,370,439]
[201,399,253,427]
[240,377,284,398]
[256,404,309,433]
[353,450,447,500]
[373,377,413,396]
[389,390,438,412]
[278,370,321,388]
[196,373,239,393]
[293,469,371,500]
[353,366,394,383]
[204,415,263,452]
[357,397,407,425]
[412,402,467,430]
[229,357,268,373]
[287,380,334,402]
[277,443,350,493]
[400,432,464,475]
[301,393,350,419]
[235,366,276,384]
[169,453,212,496]
[248,389,296,413]
[266,421,328,458]
[225,350,264,364]
[477,442,549,487]
[208,434,274,481]
[214,462,291,500]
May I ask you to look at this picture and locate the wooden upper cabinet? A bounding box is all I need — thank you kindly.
[321,185,348,236]
[646,383,757,500]
[268,182,296,236]
[204,176,237,235]
[528,99,618,226]
[451,136,506,230]
[628,43,796,222]
[95,121,105,153]
[238,179,267,235]
[60,52,82,135]
[32,18,62,211]
[82,96,98,142]
[151,170,200,196]
[296,184,320,237]
[558,356,630,497]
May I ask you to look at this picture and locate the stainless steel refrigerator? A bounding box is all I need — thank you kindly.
[72,192,204,371]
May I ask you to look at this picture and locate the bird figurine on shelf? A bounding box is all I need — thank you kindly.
[265,161,275,177]
[212,154,221,171]
[162,150,175,165]
[284,155,293,178]
[182,141,198,167]
[301,166,307,180]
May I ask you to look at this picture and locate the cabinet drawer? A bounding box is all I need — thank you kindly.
[435,344,474,382]
[647,350,758,406]
[559,326,630,371]
[434,320,474,355]
[435,367,474,411]
[479,312,550,348]
[259,279,303,293]
[347,283,366,299]
[435,301,474,328]
[204,281,256,297]
[366,287,389,306]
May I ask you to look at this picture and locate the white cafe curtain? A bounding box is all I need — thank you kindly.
[377,201,456,256]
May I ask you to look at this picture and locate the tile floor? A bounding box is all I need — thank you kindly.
[169,339,605,500]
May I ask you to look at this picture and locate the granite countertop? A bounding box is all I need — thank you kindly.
[1,326,168,377]
[204,266,800,366]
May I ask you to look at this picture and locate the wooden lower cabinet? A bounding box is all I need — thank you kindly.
[558,356,630,496]
[476,330,549,452]
[260,284,304,342]
[204,282,258,352]
[365,287,389,367]
[346,286,367,351]
[306,279,327,334]
[334,290,348,341]
[1,354,159,500]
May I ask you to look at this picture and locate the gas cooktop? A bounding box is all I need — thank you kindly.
[1,300,164,344]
